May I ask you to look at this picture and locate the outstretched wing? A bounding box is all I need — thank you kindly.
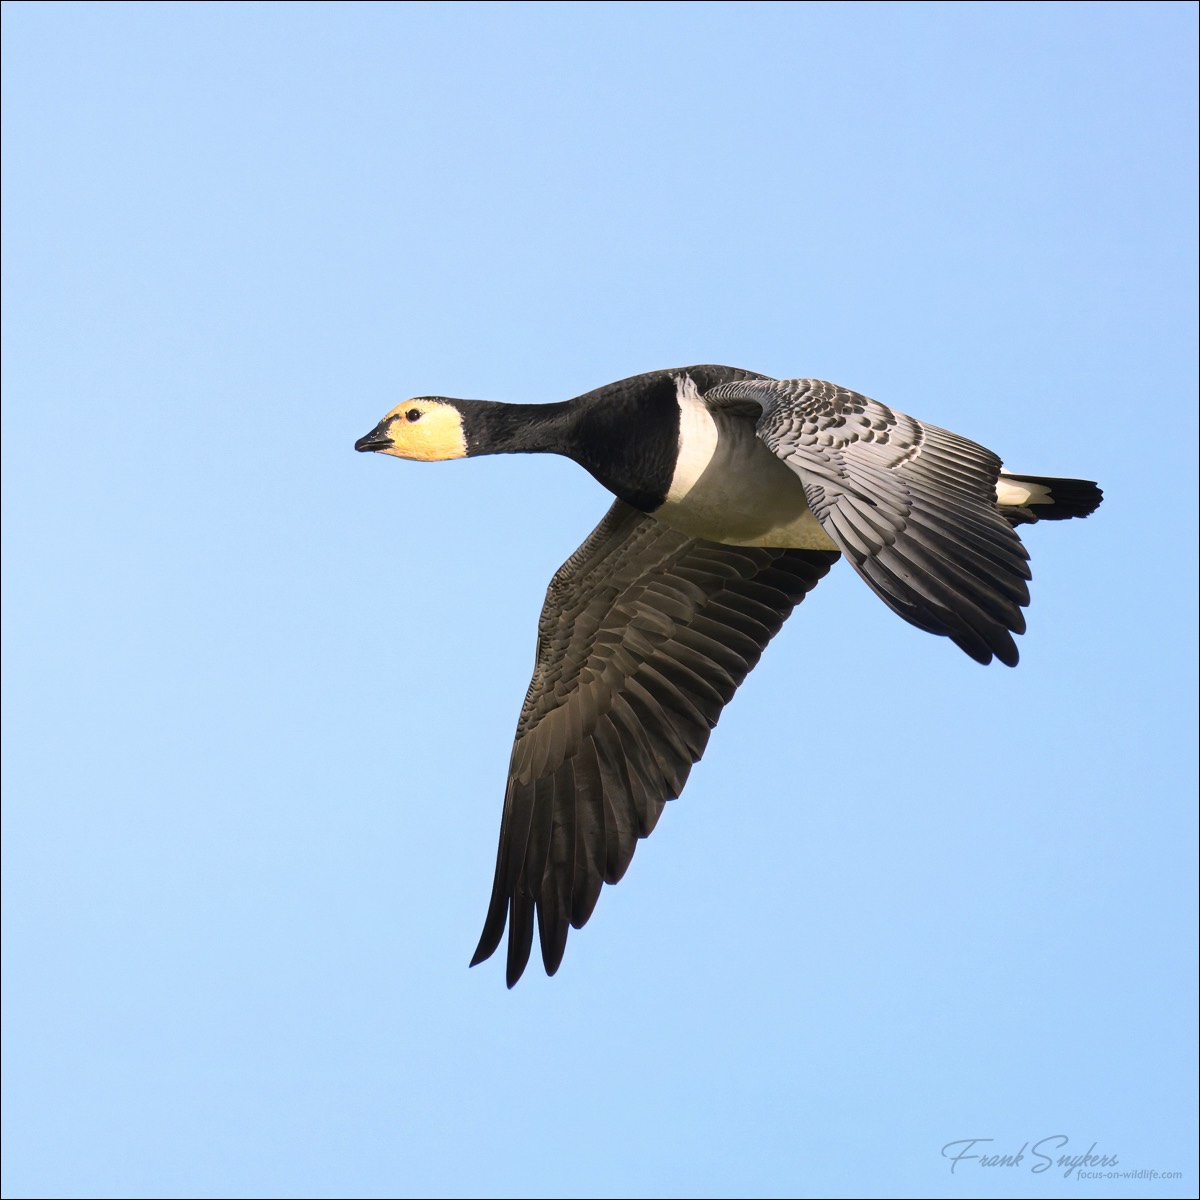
[472,500,838,986]
[706,378,1032,666]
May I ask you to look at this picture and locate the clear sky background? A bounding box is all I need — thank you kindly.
[3,3,1197,1198]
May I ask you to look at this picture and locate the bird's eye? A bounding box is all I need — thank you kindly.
[406,409,422,422]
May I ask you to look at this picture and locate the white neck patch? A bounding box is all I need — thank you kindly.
[665,374,720,503]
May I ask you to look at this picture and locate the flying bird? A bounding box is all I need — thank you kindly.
[355,365,1101,986]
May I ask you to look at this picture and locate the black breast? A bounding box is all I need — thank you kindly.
[565,364,766,512]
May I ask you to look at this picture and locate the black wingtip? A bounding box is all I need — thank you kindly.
[505,958,528,989]
[470,920,504,971]
[995,641,1020,668]
[951,626,1020,668]
[504,892,535,988]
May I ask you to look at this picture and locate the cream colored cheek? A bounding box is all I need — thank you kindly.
[381,414,466,461]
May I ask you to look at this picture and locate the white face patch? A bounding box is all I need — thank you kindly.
[665,375,719,504]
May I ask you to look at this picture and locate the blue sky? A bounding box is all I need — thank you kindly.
[2,2,1196,1197]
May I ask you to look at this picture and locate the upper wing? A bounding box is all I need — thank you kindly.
[706,378,1032,666]
[472,500,838,986]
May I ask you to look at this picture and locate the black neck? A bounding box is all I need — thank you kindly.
[445,366,763,512]
[456,399,580,458]
[451,384,679,512]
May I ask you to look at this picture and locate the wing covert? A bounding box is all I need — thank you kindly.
[705,378,1033,666]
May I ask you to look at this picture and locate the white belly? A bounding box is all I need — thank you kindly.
[654,382,837,550]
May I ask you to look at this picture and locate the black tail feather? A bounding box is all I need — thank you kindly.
[999,474,1103,525]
